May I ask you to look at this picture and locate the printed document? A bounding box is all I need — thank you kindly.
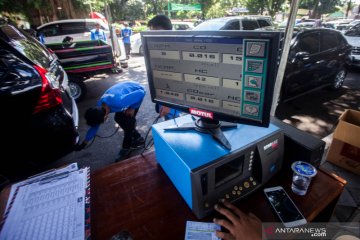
[0,167,87,240]
[185,221,221,240]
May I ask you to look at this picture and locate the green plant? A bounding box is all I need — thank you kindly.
[133,25,148,32]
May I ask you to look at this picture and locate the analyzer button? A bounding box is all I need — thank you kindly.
[244,182,250,188]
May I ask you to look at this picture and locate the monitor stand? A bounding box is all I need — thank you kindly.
[164,117,237,150]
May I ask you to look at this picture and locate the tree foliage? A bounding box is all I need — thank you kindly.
[243,0,286,17]
[299,0,344,18]
[82,0,114,12]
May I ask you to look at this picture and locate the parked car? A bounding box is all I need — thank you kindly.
[0,18,79,180]
[37,19,109,43]
[282,28,351,101]
[37,19,127,101]
[343,23,360,67]
[37,19,127,66]
[131,21,195,55]
[172,21,194,30]
[193,16,273,31]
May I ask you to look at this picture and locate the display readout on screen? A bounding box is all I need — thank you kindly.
[145,36,270,121]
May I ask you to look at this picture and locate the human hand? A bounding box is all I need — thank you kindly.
[159,106,171,117]
[213,200,262,240]
[125,108,135,117]
[74,142,87,151]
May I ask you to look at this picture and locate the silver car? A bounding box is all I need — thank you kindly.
[131,21,195,55]
[343,23,360,67]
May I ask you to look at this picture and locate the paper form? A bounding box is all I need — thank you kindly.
[0,167,87,240]
[5,163,78,213]
[184,221,221,240]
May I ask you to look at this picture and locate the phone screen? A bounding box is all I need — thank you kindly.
[265,189,303,223]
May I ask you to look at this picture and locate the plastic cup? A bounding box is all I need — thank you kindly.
[291,161,317,196]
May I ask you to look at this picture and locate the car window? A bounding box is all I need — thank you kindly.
[39,24,60,37]
[345,25,360,37]
[296,32,320,54]
[321,32,339,51]
[223,20,240,30]
[59,22,85,35]
[85,22,106,32]
[173,24,189,30]
[0,25,52,68]
[242,20,259,30]
[194,19,228,30]
[258,19,270,28]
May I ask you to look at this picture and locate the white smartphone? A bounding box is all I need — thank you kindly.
[264,186,307,227]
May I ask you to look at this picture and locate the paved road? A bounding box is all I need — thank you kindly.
[50,56,360,171]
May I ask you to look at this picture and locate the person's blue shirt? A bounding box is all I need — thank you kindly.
[121,27,132,44]
[90,28,107,42]
[39,33,45,44]
[155,103,182,120]
[85,81,145,142]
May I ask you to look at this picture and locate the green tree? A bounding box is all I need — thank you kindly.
[82,0,114,12]
[244,0,267,14]
[206,1,226,18]
[299,0,343,18]
[244,0,285,17]
[176,10,188,20]
[267,0,286,17]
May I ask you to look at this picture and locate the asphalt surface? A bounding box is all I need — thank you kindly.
[49,56,360,172]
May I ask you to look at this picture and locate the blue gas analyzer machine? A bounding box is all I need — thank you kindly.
[142,30,283,218]
[152,115,284,219]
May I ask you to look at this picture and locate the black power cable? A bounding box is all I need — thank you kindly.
[83,126,120,149]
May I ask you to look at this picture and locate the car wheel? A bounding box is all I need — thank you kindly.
[330,68,346,90]
[139,45,144,55]
[68,77,87,102]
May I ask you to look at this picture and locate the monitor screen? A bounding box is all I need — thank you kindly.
[142,31,281,127]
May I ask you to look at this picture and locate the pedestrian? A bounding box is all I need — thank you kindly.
[147,15,182,120]
[75,81,146,161]
[90,22,107,43]
[121,22,132,59]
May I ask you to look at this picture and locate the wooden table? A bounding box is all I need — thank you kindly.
[90,151,346,240]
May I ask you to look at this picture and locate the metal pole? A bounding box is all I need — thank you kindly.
[270,0,301,116]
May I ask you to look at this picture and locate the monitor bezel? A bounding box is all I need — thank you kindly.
[142,30,281,127]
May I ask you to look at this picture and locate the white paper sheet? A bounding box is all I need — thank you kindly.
[4,163,78,213]
[0,167,87,240]
[185,221,221,240]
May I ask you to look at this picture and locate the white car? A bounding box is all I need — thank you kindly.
[343,24,360,67]
[37,19,110,43]
[131,21,194,55]
[37,19,127,67]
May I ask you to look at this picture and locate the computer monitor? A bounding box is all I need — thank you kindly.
[142,30,281,149]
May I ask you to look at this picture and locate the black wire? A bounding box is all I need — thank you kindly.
[83,126,120,149]
[141,115,161,157]
[96,126,120,138]
[82,115,162,156]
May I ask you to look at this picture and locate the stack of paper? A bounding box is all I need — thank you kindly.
[0,164,90,240]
